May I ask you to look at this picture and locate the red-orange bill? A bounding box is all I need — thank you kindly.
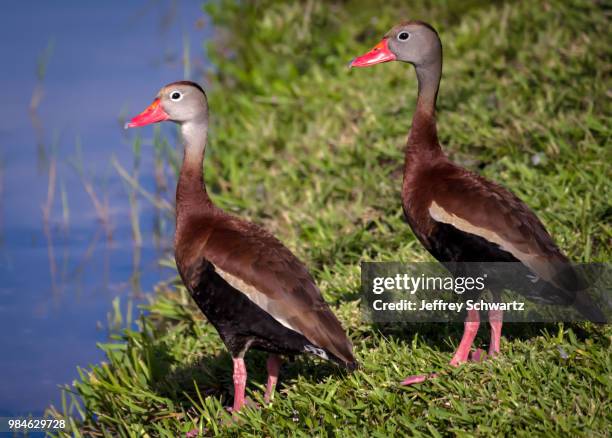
[125,98,169,129]
[350,39,396,68]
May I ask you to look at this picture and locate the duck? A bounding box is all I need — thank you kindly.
[126,81,357,411]
[349,21,605,384]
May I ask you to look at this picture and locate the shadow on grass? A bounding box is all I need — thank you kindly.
[150,345,349,410]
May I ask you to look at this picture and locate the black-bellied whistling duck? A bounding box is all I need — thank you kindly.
[126,81,357,411]
[350,22,605,384]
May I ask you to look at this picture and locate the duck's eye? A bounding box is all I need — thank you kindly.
[170,91,183,101]
[397,32,410,41]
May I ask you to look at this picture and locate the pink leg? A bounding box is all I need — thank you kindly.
[264,354,282,404]
[488,309,503,356]
[402,309,480,385]
[449,309,480,366]
[232,358,247,412]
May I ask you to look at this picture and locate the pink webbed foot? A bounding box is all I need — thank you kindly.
[225,398,260,414]
[402,347,488,386]
[470,348,487,363]
[401,373,439,385]
[221,397,259,428]
[402,309,481,385]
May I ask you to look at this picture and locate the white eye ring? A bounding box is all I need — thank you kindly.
[397,31,410,42]
[169,90,183,101]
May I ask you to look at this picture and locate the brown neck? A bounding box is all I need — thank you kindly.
[406,60,444,166]
[176,120,214,222]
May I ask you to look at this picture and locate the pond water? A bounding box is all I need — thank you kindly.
[0,0,210,417]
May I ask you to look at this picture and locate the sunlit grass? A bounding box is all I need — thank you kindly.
[49,0,611,436]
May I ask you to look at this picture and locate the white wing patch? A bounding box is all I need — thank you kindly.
[429,201,554,283]
[212,263,303,335]
[526,273,540,283]
[304,344,329,360]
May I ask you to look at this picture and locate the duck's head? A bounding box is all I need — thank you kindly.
[126,81,208,129]
[350,21,441,68]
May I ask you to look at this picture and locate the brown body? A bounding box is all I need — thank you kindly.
[403,98,594,306]
[127,81,355,412]
[174,156,355,365]
[403,106,565,267]
[350,21,604,381]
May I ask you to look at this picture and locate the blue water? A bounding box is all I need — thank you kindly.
[0,0,211,418]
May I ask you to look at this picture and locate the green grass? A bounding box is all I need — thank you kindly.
[49,0,611,436]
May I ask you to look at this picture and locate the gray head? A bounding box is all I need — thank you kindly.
[350,21,441,68]
[126,81,208,128]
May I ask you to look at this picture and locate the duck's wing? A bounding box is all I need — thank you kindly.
[428,168,566,279]
[186,215,356,366]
